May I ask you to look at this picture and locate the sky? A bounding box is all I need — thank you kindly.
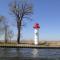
[0,0,60,41]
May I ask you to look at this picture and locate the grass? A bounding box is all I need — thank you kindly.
[0,41,60,47]
[0,41,47,47]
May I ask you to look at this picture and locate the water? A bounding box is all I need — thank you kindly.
[0,48,60,60]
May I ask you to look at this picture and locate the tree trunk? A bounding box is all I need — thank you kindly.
[5,26,7,43]
[17,27,20,44]
[17,19,22,44]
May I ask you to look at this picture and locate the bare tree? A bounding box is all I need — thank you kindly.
[0,16,5,30]
[0,16,5,22]
[0,16,5,41]
[7,30,14,42]
[0,16,11,43]
[9,0,33,44]
[4,24,9,43]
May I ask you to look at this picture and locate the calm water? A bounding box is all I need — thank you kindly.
[0,48,60,60]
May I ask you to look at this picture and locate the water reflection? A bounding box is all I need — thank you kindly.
[3,48,18,57]
[0,48,60,60]
[32,49,38,58]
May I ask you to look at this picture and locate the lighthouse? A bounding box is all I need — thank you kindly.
[33,23,40,45]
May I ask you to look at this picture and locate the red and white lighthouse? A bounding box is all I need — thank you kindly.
[33,23,40,45]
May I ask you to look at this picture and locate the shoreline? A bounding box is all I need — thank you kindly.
[0,41,60,47]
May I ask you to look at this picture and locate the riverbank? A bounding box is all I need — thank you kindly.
[0,41,60,47]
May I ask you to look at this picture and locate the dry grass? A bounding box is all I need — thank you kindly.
[0,40,60,47]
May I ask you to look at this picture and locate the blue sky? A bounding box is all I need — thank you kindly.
[0,0,60,41]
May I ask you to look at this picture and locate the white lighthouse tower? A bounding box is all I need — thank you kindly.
[33,23,40,45]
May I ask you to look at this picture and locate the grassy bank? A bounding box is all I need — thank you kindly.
[0,41,60,47]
